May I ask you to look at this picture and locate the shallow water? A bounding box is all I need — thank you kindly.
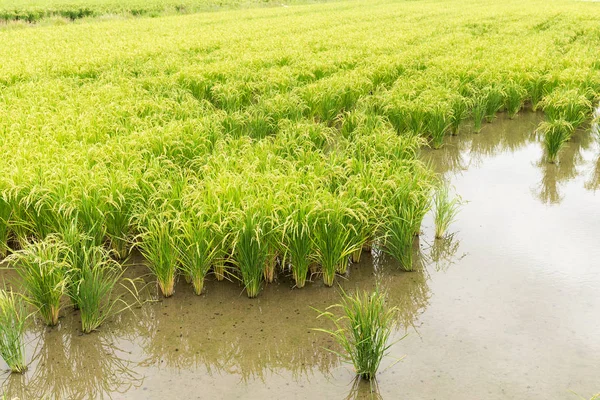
[2,112,600,399]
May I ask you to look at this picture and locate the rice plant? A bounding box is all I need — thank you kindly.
[314,288,400,381]
[176,213,222,295]
[542,88,593,128]
[382,177,432,271]
[311,197,362,286]
[104,178,135,259]
[232,210,268,298]
[71,245,124,333]
[537,119,574,163]
[7,235,69,326]
[505,82,527,119]
[472,95,487,133]
[434,183,462,239]
[428,105,452,149]
[0,289,28,373]
[137,214,178,298]
[59,219,93,309]
[0,197,11,259]
[484,86,506,123]
[449,95,470,135]
[282,200,314,288]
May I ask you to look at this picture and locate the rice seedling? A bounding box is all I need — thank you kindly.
[433,183,462,239]
[232,210,268,298]
[7,235,69,326]
[136,214,178,297]
[314,288,400,381]
[71,245,124,333]
[537,119,574,163]
[0,289,28,373]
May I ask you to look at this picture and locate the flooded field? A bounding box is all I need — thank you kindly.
[2,112,599,399]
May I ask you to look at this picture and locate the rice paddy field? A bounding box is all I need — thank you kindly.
[0,0,599,398]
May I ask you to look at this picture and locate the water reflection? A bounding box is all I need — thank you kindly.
[532,130,595,204]
[468,113,538,162]
[584,155,600,191]
[422,112,542,177]
[428,234,463,272]
[0,247,440,397]
[126,251,435,382]
[1,319,142,399]
[345,376,382,400]
[425,112,599,205]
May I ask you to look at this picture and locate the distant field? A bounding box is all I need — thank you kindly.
[0,0,316,22]
[0,0,599,297]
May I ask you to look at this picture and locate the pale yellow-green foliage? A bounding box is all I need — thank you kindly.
[0,0,598,295]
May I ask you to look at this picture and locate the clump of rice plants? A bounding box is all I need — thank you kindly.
[382,178,432,271]
[314,288,400,381]
[137,214,178,298]
[505,82,527,119]
[232,210,268,298]
[176,212,222,295]
[472,95,487,133]
[449,95,470,135]
[104,178,135,259]
[537,119,574,163]
[7,236,69,326]
[541,88,593,128]
[527,73,558,111]
[71,245,124,333]
[484,86,506,123]
[311,197,362,286]
[434,183,462,239]
[0,289,28,373]
[282,200,314,288]
[59,220,91,309]
[428,105,452,149]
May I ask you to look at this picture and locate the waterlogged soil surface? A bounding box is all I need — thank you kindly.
[2,112,600,399]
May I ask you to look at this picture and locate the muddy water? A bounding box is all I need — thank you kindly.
[2,112,600,399]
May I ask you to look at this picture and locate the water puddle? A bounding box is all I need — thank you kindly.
[2,112,599,399]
